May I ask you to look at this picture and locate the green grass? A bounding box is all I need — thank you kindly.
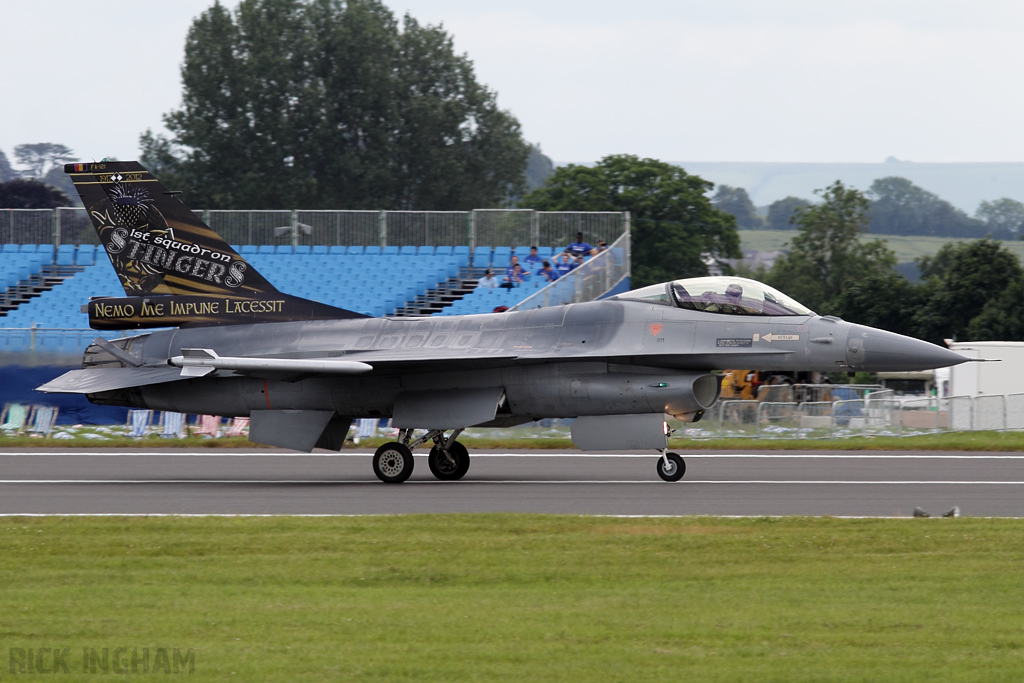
[5,430,1024,451]
[739,229,1024,265]
[2,515,1024,681]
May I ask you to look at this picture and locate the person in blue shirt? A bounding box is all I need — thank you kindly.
[523,246,544,271]
[566,232,595,257]
[553,251,574,278]
[504,255,530,283]
[536,260,559,283]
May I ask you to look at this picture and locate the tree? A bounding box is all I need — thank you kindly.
[13,143,75,179]
[0,150,15,182]
[975,198,1024,239]
[765,196,810,231]
[829,270,923,338]
[913,239,1024,343]
[767,181,897,313]
[0,179,72,208]
[520,155,742,287]
[142,0,529,210]
[524,144,554,192]
[711,185,763,230]
[868,176,985,237]
[967,279,1024,340]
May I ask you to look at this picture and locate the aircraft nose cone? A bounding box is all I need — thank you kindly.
[846,325,969,371]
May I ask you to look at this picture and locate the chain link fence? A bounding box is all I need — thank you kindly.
[10,208,627,250]
[674,389,1024,440]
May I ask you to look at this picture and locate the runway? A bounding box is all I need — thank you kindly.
[1,448,1022,517]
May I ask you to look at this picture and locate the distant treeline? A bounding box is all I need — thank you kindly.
[713,178,1024,239]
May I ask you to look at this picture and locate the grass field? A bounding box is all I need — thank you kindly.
[4,430,1024,451]
[738,229,1024,265]
[2,515,1024,681]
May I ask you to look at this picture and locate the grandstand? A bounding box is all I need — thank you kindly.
[0,208,631,358]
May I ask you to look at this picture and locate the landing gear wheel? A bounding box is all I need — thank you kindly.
[427,441,470,481]
[656,452,686,482]
[373,442,414,483]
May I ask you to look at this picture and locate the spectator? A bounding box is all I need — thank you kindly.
[536,259,558,282]
[554,251,574,278]
[573,254,585,270]
[597,240,608,252]
[504,255,531,283]
[502,263,526,288]
[523,245,543,271]
[566,231,595,257]
[478,269,499,289]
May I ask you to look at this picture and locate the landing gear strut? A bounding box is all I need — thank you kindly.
[656,450,686,482]
[371,428,470,483]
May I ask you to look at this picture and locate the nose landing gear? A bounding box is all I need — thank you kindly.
[656,450,686,482]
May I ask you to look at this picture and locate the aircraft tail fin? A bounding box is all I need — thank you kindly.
[67,161,278,297]
[66,161,367,328]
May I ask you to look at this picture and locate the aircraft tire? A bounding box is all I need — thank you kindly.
[373,442,414,483]
[656,452,686,482]
[427,441,470,481]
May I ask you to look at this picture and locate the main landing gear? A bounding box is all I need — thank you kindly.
[372,428,470,484]
[656,450,686,482]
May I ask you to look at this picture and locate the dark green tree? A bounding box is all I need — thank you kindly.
[767,181,896,313]
[142,0,529,210]
[829,270,923,338]
[520,155,742,287]
[913,239,1024,343]
[765,196,810,231]
[711,185,763,230]
[967,279,1024,340]
[0,179,72,209]
[13,143,75,179]
[975,198,1024,239]
[868,176,985,237]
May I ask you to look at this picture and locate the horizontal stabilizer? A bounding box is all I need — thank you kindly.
[169,348,373,376]
[37,366,185,394]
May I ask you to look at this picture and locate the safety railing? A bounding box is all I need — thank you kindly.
[507,230,631,311]
[675,390,1024,439]
[1,208,628,251]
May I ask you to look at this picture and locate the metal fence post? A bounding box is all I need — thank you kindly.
[530,210,539,246]
[469,210,477,254]
[53,208,61,248]
[379,211,387,247]
[291,210,298,249]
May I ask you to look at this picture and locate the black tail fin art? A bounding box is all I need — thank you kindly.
[66,161,366,329]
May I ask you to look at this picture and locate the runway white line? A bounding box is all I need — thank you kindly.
[2,452,1024,459]
[0,479,1023,485]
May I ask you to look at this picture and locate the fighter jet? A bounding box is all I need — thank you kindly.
[39,162,969,483]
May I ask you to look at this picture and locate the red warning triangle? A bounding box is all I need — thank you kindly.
[649,324,663,336]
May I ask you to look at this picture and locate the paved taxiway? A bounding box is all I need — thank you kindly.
[0,448,1022,517]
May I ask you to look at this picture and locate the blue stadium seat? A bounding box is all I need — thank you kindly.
[382,246,399,256]
[2,244,18,253]
[492,246,511,266]
[416,246,436,255]
[346,246,364,255]
[55,245,75,266]
[513,246,532,259]
[75,244,96,266]
[241,245,258,254]
[400,246,417,256]
[537,247,554,259]
[275,245,293,254]
[18,244,37,253]
[451,245,470,267]
[258,245,276,255]
[472,247,491,267]
[37,245,54,265]
[364,246,381,255]
[293,245,311,255]
[312,245,328,255]
[432,246,452,256]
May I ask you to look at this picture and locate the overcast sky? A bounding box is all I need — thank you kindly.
[4,0,1024,166]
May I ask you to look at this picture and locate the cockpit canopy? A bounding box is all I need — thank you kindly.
[613,276,814,317]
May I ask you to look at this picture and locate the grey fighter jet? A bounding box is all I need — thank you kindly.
[39,162,969,482]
